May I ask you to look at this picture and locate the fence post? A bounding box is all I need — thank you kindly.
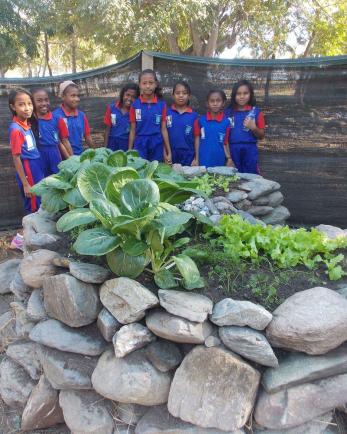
[141,51,154,70]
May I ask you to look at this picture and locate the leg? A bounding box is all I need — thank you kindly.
[243,145,259,174]
[107,136,117,151]
[148,135,163,162]
[134,136,149,160]
[230,144,242,172]
[46,146,62,176]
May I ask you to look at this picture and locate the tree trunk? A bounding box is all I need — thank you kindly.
[44,31,53,76]
[189,20,203,56]
[264,54,275,106]
[0,69,6,78]
[204,5,221,57]
[167,24,180,54]
[71,31,77,73]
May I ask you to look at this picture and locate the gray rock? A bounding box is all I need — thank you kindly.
[158,289,213,323]
[6,341,41,380]
[267,191,284,207]
[254,373,347,429]
[97,307,122,342]
[59,389,115,434]
[9,269,31,301]
[117,403,147,425]
[100,277,159,324]
[262,206,290,225]
[205,198,219,215]
[211,298,272,330]
[113,323,156,358]
[226,190,248,202]
[38,345,98,390]
[24,232,61,251]
[262,343,347,393]
[92,349,172,405]
[215,201,235,212]
[238,173,262,181]
[171,163,183,174]
[209,214,222,225]
[0,310,18,351]
[0,259,21,294]
[21,374,64,431]
[144,339,182,372]
[0,357,36,408]
[10,301,35,338]
[316,224,347,240]
[181,166,207,177]
[212,196,231,204]
[219,326,278,367]
[114,426,136,434]
[207,166,238,176]
[248,206,274,216]
[43,273,101,328]
[20,249,60,288]
[234,199,252,211]
[239,179,281,200]
[26,288,47,321]
[69,261,111,283]
[337,286,347,298]
[29,319,107,356]
[266,287,347,355]
[236,210,264,225]
[22,211,58,235]
[253,196,270,205]
[204,335,222,347]
[146,309,213,344]
[52,256,71,268]
[168,345,260,432]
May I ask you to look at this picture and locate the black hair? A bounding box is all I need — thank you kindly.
[206,89,227,102]
[230,79,256,108]
[31,87,48,97]
[8,88,39,141]
[172,80,191,95]
[138,69,162,98]
[119,83,140,107]
[62,83,79,96]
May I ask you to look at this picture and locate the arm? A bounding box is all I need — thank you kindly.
[103,106,111,147]
[12,155,32,197]
[192,135,200,166]
[128,122,135,149]
[62,138,73,156]
[161,121,172,164]
[244,111,265,140]
[104,125,111,147]
[83,115,95,148]
[59,142,71,159]
[85,134,95,149]
[224,127,234,167]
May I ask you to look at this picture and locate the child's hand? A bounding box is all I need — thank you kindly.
[164,151,172,165]
[226,158,234,167]
[191,158,199,166]
[23,183,32,198]
[243,117,257,131]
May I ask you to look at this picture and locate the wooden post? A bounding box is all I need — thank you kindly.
[141,51,154,70]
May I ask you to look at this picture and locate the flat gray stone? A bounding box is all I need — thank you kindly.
[253,196,270,205]
[10,301,35,338]
[209,214,222,225]
[337,286,347,298]
[22,211,58,235]
[234,198,252,211]
[262,206,290,225]
[29,319,107,356]
[97,307,122,342]
[211,298,272,330]
[24,232,61,251]
[204,335,222,347]
[26,289,47,321]
[113,323,156,358]
[52,256,71,268]
[69,261,111,283]
[248,206,274,216]
[181,166,207,177]
[238,173,263,180]
[146,309,213,344]
[158,289,213,322]
[100,277,158,324]
[226,190,248,202]
[6,340,41,380]
[239,179,280,200]
[20,249,60,288]
[219,326,278,367]
[117,403,147,425]
[43,273,101,327]
[0,259,21,294]
[207,166,238,176]
[9,269,31,301]
[144,339,182,372]
[316,224,347,240]
[0,310,18,351]
[267,191,284,207]
[236,210,263,225]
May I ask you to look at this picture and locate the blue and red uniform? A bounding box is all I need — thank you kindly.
[194,112,230,168]
[225,105,265,173]
[53,104,90,156]
[104,101,130,151]
[166,105,198,166]
[129,95,166,161]
[37,111,69,176]
[9,116,44,214]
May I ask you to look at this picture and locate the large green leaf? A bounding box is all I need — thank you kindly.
[156,180,198,204]
[141,160,158,179]
[56,208,97,232]
[73,227,120,256]
[154,211,192,228]
[43,175,72,190]
[120,179,160,213]
[63,188,88,208]
[173,254,205,290]
[107,150,127,168]
[106,168,139,205]
[122,237,148,256]
[41,190,67,213]
[106,248,147,278]
[126,156,147,170]
[80,149,96,162]
[154,269,178,289]
[90,198,121,229]
[57,156,80,174]
[126,150,139,158]
[77,162,112,202]
[30,179,52,196]
[111,212,156,237]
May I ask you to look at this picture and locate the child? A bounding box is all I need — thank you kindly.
[103,83,139,151]
[53,81,94,156]
[225,80,265,173]
[128,69,172,163]
[32,88,72,176]
[8,88,44,214]
[166,81,198,166]
[192,89,233,168]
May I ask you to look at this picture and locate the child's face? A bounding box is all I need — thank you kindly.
[235,85,251,107]
[122,89,137,108]
[173,84,190,107]
[33,90,50,116]
[139,73,157,97]
[62,86,80,109]
[207,92,225,113]
[11,93,33,120]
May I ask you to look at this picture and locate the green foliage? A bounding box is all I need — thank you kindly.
[193,173,239,197]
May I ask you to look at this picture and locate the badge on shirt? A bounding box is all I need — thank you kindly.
[63,118,68,129]
[201,127,205,139]
[135,109,142,121]
[26,134,35,151]
[155,114,162,125]
[166,115,172,128]
[218,132,225,143]
[185,125,192,135]
[54,132,58,141]
[111,114,117,126]
[228,116,235,128]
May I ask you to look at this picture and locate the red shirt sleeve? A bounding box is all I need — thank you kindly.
[161,104,167,122]
[103,106,112,127]
[10,129,25,155]
[256,112,265,129]
[193,119,200,137]
[224,126,231,145]
[129,106,136,123]
[84,114,91,136]
[57,117,69,139]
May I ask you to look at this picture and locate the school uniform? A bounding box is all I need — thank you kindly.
[37,111,69,176]
[225,105,265,173]
[53,104,91,156]
[9,116,44,213]
[104,101,130,151]
[166,105,198,166]
[129,95,166,161]
[194,112,230,168]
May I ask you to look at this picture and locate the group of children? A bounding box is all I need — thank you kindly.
[8,69,265,219]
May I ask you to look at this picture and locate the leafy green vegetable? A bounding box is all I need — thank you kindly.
[193,173,240,196]
[73,227,121,256]
[77,162,112,202]
[56,208,97,232]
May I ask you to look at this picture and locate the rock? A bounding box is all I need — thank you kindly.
[21,374,64,431]
[205,198,219,215]
[316,224,347,240]
[266,287,347,355]
[20,249,59,288]
[38,345,98,390]
[10,301,35,338]
[238,173,262,180]
[29,319,107,356]
[100,277,158,324]
[59,389,115,434]
[226,190,248,202]
[239,179,281,200]
[248,206,274,216]
[209,214,222,225]
[0,310,18,351]
[267,191,284,207]
[172,163,183,174]
[115,426,136,434]
[43,273,101,328]
[212,196,231,204]
[24,232,61,251]
[205,335,222,347]
[0,357,36,407]
[168,345,260,432]
[158,289,213,323]
[97,307,122,342]
[262,206,290,225]
[234,199,252,211]
[26,289,47,321]
[236,210,264,225]
[211,298,272,330]
[92,349,172,405]
[69,261,111,284]
[254,373,347,429]
[181,166,207,177]
[219,326,278,367]
[146,309,213,344]
[10,270,31,301]
[52,256,71,268]
[113,323,156,358]
[215,201,235,212]
[207,166,238,176]
[117,403,147,425]
[6,341,41,380]
[262,343,347,393]
[22,211,57,235]
[0,259,21,294]
[144,339,182,372]
[337,286,347,298]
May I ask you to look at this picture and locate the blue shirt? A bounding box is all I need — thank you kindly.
[225,105,264,145]
[167,105,198,152]
[130,96,166,137]
[9,117,40,160]
[37,111,67,147]
[104,102,130,140]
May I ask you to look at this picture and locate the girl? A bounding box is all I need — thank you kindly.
[103,83,139,151]
[8,88,44,214]
[32,88,72,176]
[225,80,265,173]
[192,89,233,168]
[128,69,172,163]
[166,81,198,166]
[53,81,94,156]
